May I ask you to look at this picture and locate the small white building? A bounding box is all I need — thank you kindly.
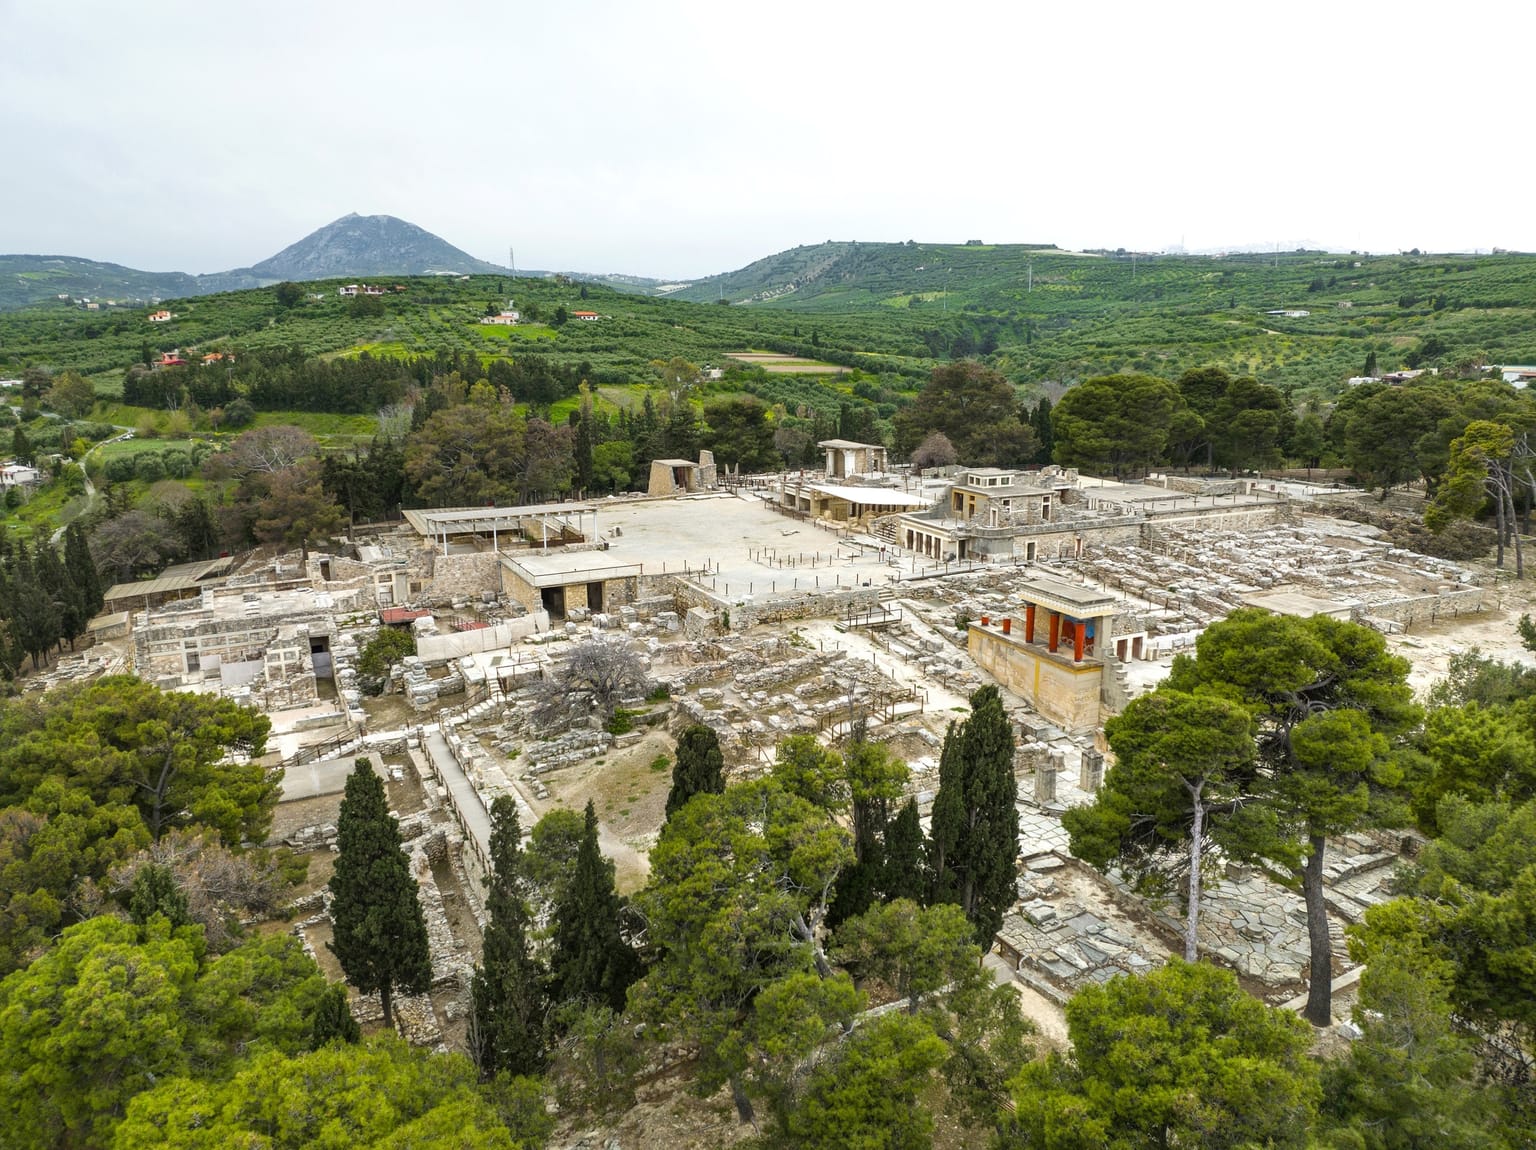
[1499,366,1536,390]
[0,463,43,488]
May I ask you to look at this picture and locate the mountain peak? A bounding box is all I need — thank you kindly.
[248,214,504,280]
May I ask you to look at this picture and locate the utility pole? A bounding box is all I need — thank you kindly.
[509,246,516,276]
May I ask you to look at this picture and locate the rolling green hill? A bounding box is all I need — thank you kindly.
[659,242,1536,394]
[4,245,1536,405]
[0,215,667,312]
[0,254,212,311]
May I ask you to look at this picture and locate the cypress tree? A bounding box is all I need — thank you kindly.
[882,797,926,905]
[10,544,58,670]
[327,759,432,1028]
[309,982,361,1048]
[550,800,638,1012]
[1031,398,1054,464]
[36,541,83,652]
[928,685,1019,943]
[64,523,102,619]
[471,796,546,1079]
[573,408,594,493]
[828,833,883,928]
[665,724,725,820]
[830,733,908,926]
[928,720,965,906]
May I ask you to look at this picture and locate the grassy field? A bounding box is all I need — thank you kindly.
[473,323,558,343]
[2,481,87,541]
[251,410,379,438]
[93,436,202,460]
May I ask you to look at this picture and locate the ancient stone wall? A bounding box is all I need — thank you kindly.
[1142,501,1296,535]
[421,552,502,603]
[662,575,880,632]
[502,567,541,614]
[1359,587,1485,628]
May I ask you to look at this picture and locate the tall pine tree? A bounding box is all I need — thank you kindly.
[928,685,1019,943]
[327,759,432,1028]
[471,796,546,1079]
[666,724,725,820]
[550,800,638,1012]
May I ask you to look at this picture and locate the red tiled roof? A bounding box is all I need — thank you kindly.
[379,607,432,625]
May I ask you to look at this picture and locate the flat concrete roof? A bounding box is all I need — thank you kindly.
[803,483,929,507]
[143,586,341,627]
[818,439,884,450]
[501,551,643,588]
[1078,481,1283,510]
[1019,576,1118,613]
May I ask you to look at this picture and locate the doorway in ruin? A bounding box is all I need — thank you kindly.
[587,581,605,613]
[309,634,333,679]
[541,586,567,620]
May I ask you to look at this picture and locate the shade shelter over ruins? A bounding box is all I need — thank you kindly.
[402,503,598,555]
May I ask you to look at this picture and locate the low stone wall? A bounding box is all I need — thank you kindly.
[1359,587,1485,629]
[1150,475,1239,496]
[1142,501,1296,533]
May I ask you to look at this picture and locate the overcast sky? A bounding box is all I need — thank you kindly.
[1,1,1528,279]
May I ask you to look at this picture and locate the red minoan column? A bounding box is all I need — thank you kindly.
[1073,619,1086,662]
[1048,611,1060,652]
[1024,603,1036,643]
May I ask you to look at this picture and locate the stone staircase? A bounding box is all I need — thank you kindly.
[871,515,902,546]
[1101,660,1135,714]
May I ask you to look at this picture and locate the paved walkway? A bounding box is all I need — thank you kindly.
[422,729,492,856]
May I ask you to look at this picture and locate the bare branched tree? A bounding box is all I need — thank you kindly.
[911,430,958,470]
[221,426,321,478]
[107,830,290,951]
[532,639,651,729]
